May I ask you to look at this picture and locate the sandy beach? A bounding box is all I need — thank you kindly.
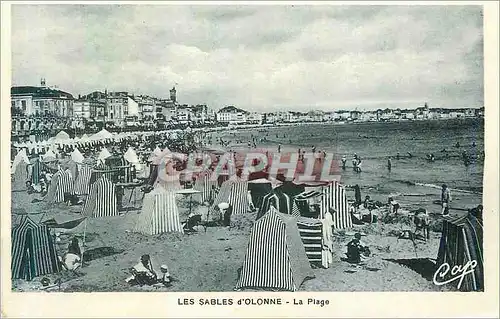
[11,184,455,292]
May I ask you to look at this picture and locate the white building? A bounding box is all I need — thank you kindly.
[73,100,91,118]
[11,80,74,117]
[216,106,248,124]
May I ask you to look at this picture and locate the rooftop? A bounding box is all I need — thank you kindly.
[11,86,74,99]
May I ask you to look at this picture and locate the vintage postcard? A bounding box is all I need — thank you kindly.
[1,1,498,318]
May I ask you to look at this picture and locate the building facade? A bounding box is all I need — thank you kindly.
[216,106,248,124]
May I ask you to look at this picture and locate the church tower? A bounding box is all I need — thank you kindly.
[170,86,177,103]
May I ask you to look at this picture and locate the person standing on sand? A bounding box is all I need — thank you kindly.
[387,157,392,171]
[441,184,452,216]
[341,156,347,170]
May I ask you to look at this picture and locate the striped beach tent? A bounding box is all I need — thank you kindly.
[235,209,313,291]
[296,217,323,264]
[74,165,92,195]
[91,162,116,184]
[193,169,218,203]
[247,179,273,210]
[43,169,74,203]
[256,187,301,220]
[11,216,61,281]
[134,187,184,235]
[82,175,118,218]
[319,181,352,230]
[437,213,483,291]
[210,178,249,215]
[29,157,42,185]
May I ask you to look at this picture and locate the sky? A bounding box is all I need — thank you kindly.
[11,5,484,112]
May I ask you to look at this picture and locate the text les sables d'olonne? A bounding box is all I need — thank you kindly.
[178,298,330,307]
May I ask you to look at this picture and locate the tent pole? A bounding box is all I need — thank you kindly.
[81,218,87,268]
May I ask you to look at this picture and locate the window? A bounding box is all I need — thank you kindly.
[21,100,27,111]
[11,101,15,108]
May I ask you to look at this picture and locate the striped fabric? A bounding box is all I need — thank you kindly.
[256,189,299,220]
[210,179,249,215]
[228,181,249,215]
[319,181,352,230]
[134,187,184,235]
[43,169,74,203]
[74,165,92,195]
[297,217,324,263]
[11,216,61,281]
[193,170,218,203]
[91,162,117,184]
[82,176,118,218]
[235,210,312,291]
[295,191,323,201]
[437,213,483,291]
[30,158,41,185]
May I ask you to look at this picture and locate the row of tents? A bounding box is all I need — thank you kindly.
[10,145,484,292]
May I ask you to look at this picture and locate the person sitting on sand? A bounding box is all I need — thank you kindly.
[126,254,158,286]
[61,237,82,271]
[346,233,370,264]
[363,195,372,209]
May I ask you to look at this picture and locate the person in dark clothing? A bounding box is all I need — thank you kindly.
[387,157,392,171]
[67,237,81,257]
[223,204,233,227]
[468,205,483,222]
[354,185,362,207]
[346,233,369,264]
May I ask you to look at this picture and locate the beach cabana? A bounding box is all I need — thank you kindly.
[293,180,352,230]
[90,129,113,141]
[235,209,313,291]
[74,165,93,196]
[134,187,184,235]
[82,175,118,218]
[437,213,483,291]
[256,183,303,220]
[318,181,352,230]
[71,148,85,164]
[97,147,112,163]
[43,169,74,204]
[54,130,70,144]
[11,216,61,281]
[193,169,218,203]
[210,177,249,215]
[11,149,30,191]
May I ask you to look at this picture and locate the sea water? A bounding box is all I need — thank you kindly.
[217,118,484,212]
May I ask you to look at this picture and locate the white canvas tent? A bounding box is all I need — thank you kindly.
[97,147,112,163]
[71,148,85,164]
[90,129,113,141]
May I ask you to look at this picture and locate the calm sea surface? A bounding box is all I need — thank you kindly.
[217,118,484,212]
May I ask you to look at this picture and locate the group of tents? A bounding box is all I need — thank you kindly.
[10,143,484,292]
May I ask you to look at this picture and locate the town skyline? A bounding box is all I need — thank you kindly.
[11,5,484,112]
